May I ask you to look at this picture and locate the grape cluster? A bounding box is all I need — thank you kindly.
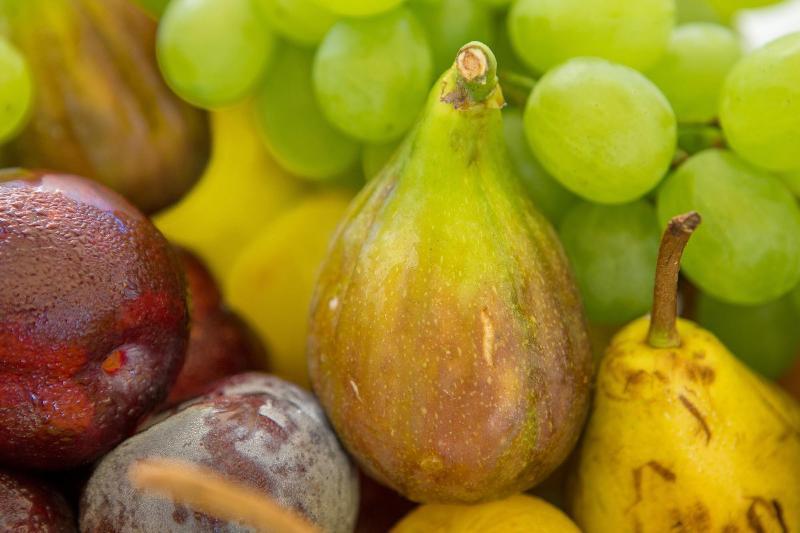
[1,0,798,380]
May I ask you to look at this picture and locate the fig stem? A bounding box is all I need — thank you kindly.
[129,458,319,533]
[647,212,702,349]
[455,41,498,104]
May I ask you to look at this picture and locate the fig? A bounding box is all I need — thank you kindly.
[0,0,210,214]
[80,372,359,532]
[166,248,265,405]
[308,42,592,503]
[0,171,188,469]
[0,469,76,532]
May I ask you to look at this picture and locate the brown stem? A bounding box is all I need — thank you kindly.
[647,212,702,348]
[129,458,319,533]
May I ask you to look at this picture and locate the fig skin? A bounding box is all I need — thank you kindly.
[0,0,210,214]
[166,248,265,406]
[0,469,77,532]
[80,372,359,532]
[308,47,592,503]
[0,171,188,470]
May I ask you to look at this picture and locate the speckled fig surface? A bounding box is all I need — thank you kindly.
[0,469,77,532]
[0,171,188,470]
[307,45,592,503]
[80,372,358,532]
[166,248,264,406]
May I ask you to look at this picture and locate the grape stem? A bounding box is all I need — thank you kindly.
[455,42,498,104]
[498,70,537,107]
[647,212,702,349]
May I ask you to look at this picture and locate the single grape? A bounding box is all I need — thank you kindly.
[707,0,783,19]
[677,124,725,155]
[657,149,800,304]
[647,23,741,123]
[524,58,677,204]
[410,0,494,75]
[780,170,800,197]
[508,0,675,73]
[313,0,405,17]
[0,38,32,143]
[254,0,339,45]
[157,0,274,109]
[697,291,800,379]
[256,43,359,180]
[313,7,433,143]
[676,0,722,23]
[720,32,800,172]
[503,108,577,224]
[362,141,400,180]
[558,200,661,324]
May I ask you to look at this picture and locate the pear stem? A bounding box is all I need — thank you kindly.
[647,212,702,349]
[129,458,319,533]
[455,41,498,104]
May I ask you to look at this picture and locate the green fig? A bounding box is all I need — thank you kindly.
[0,0,209,214]
[308,42,592,504]
[568,212,800,529]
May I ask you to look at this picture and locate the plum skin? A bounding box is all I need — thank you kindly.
[0,468,76,532]
[80,372,359,532]
[0,171,189,470]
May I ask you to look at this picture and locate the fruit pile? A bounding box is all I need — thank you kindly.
[0,0,799,531]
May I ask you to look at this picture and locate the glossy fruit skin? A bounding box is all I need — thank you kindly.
[308,67,592,503]
[0,171,188,470]
[0,0,210,214]
[0,469,76,532]
[80,372,359,532]
[166,249,264,406]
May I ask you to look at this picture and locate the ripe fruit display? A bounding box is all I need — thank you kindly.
[0,172,188,470]
[1,0,800,529]
[166,248,265,406]
[0,469,76,532]
[0,0,210,214]
[80,373,359,532]
[308,43,591,503]
[569,213,800,529]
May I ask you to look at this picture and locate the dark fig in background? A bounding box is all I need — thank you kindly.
[0,0,209,214]
[0,469,76,532]
[308,42,592,503]
[166,248,266,406]
[0,171,188,470]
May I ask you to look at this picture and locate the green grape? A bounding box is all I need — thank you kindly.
[157,0,274,109]
[254,0,338,45]
[487,10,529,75]
[313,7,433,143]
[508,0,675,73]
[676,0,722,23]
[697,291,800,379]
[362,141,400,180]
[792,283,800,314]
[0,38,32,143]
[133,0,169,18]
[558,200,661,325]
[313,0,405,17]
[524,58,677,204]
[256,43,359,180]
[780,170,800,197]
[410,0,494,75]
[707,0,783,18]
[646,23,741,123]
[677,123,725,155]
[720,32,800,172]
[503,108,577,224]
[657,149,800,304]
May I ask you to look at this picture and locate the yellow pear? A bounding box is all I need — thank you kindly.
[392,494,580,533]
[154,102,305,280]
[569,212,800,531]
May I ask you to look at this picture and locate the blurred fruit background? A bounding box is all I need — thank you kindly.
[1,0,800,529]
